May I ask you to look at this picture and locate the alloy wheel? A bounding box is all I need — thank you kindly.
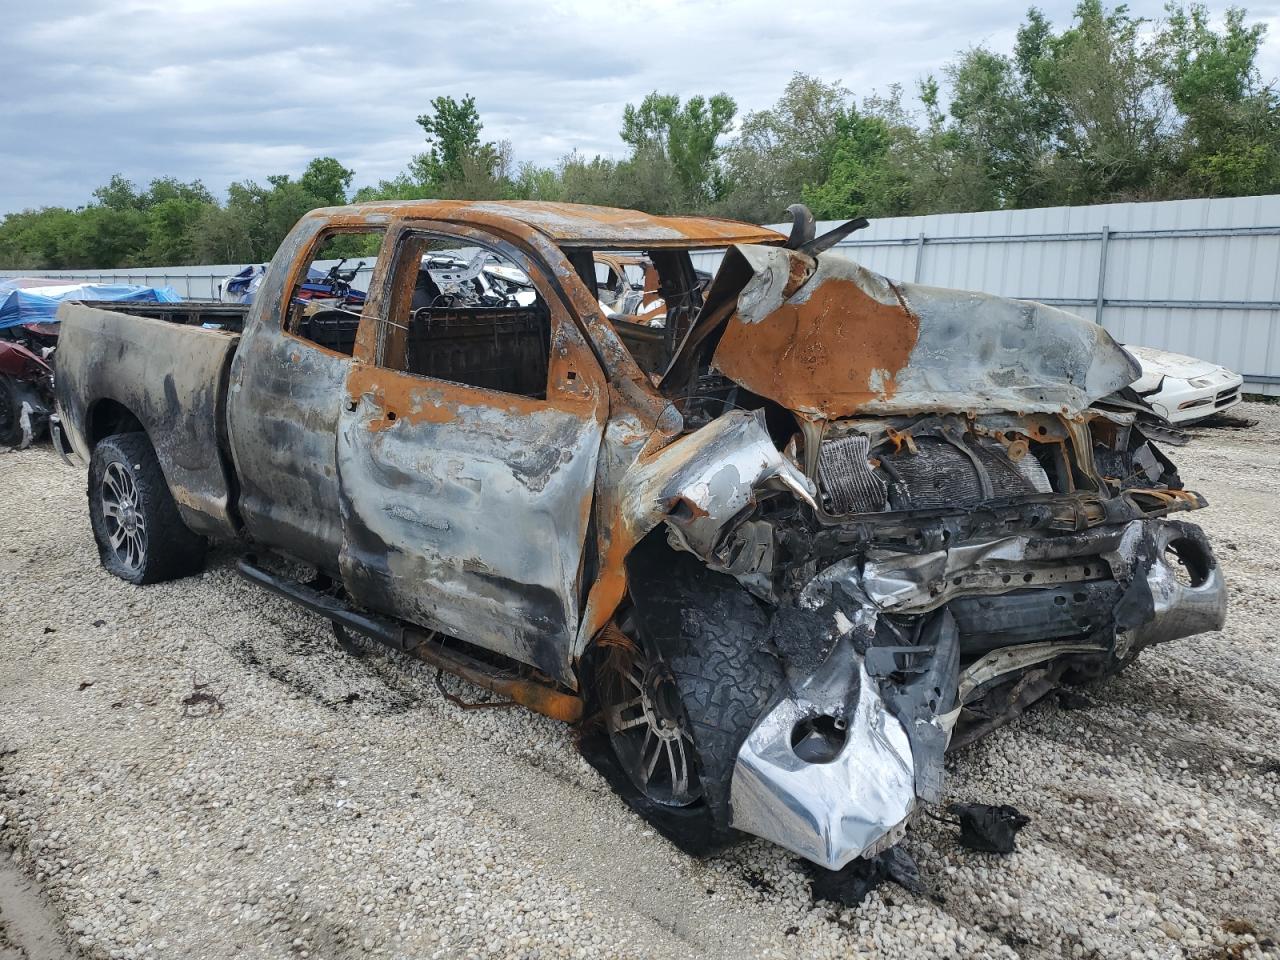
[600,625,702,807]
[100,461,147,573]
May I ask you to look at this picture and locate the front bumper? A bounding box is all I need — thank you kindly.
[730,659,918,870]
[727,516,1226,870]
[1146,371,1243,424]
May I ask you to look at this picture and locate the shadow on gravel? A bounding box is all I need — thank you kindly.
[1191,413,1260,430]
[205,551,424,716]
[228,631,423,716]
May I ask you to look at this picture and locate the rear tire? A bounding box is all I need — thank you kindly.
[88,432,207,584]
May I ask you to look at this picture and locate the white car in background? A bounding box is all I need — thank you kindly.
[1125,344,1244,424]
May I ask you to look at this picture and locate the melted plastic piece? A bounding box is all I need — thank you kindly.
[948,803,1031,854]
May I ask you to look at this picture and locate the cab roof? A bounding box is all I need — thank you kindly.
[317,199,787,249]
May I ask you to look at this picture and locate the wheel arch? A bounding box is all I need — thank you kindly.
[85,397,146,447]
[584,530,784,826]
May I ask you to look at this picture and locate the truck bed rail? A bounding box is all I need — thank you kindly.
[74,300,249,331]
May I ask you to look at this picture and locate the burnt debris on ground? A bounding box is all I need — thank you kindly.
[947,803,1032,854]
[802,845,926,908]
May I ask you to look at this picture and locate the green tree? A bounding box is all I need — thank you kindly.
[92,175,142,212]
[801,107,906,219]
[73,205,149,268]
[299,157,355,206]
[1037,1,1175,201]
[720,74,854,222]
[140,177,215,209]
[191,203,255,264]
[621,92,736,205]
[411,94,502,189]
[0,207,81,269]
[1155,3,1280,195]
[143,197,208,264]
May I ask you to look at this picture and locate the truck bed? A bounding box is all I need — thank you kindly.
[74,299,249,332]
[53,302,242,540]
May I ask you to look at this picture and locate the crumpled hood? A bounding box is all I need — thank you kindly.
[701,245,1141,419]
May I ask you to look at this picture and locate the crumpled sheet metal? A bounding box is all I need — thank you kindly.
[812,534,1082,616]
[575,408,816,656]
[861,537,1032,612]
[730,661,916,871]
[710,245,1140,419]
[735,514,1225,869]
[618,409,816,559]
[1118,519,1227,652]
[828,517,1223,640]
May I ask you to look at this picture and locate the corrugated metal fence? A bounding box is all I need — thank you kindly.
[5,194,1279,394]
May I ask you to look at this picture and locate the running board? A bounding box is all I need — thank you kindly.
[235,558,583,722]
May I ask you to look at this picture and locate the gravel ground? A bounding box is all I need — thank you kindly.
[1,402,1278,960]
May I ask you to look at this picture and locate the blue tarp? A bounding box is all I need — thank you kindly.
[0,280,182,329]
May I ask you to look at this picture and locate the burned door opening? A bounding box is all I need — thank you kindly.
[336,222,607,687]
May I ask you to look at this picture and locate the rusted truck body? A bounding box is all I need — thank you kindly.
[54,201,1225,870]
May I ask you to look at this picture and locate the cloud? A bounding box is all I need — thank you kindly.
[1,0,1277,213]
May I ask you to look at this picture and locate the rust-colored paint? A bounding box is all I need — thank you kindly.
[885,426,917,455]
[782,253,813,297]
[402,627,583,722]
[306,199,785,249]
[345,363,454,429]
[579,513,637,647]
[345,360,594,431]
[713,275,921,420]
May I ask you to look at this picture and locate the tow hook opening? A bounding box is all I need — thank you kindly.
[791,714,849,764]
[1165,535,1212,588]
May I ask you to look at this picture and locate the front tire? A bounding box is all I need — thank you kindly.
[88,433,207,584]
[586,540,784,850]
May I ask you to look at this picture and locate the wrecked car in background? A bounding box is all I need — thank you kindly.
[52,200,1226,872]
[1125,344,1244,424]
[0,279,183,447]
[0,332,54,448]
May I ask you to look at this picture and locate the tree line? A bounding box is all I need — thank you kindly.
[2,1,1277,271]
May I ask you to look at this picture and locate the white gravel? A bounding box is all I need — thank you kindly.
[2,402,1279,960]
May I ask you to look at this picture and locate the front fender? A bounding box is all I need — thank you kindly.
[576,409,814,654]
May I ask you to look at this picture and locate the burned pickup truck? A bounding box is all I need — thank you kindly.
[54,201,1226,870]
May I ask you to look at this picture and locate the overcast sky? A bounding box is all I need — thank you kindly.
[2,0,1278,215]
